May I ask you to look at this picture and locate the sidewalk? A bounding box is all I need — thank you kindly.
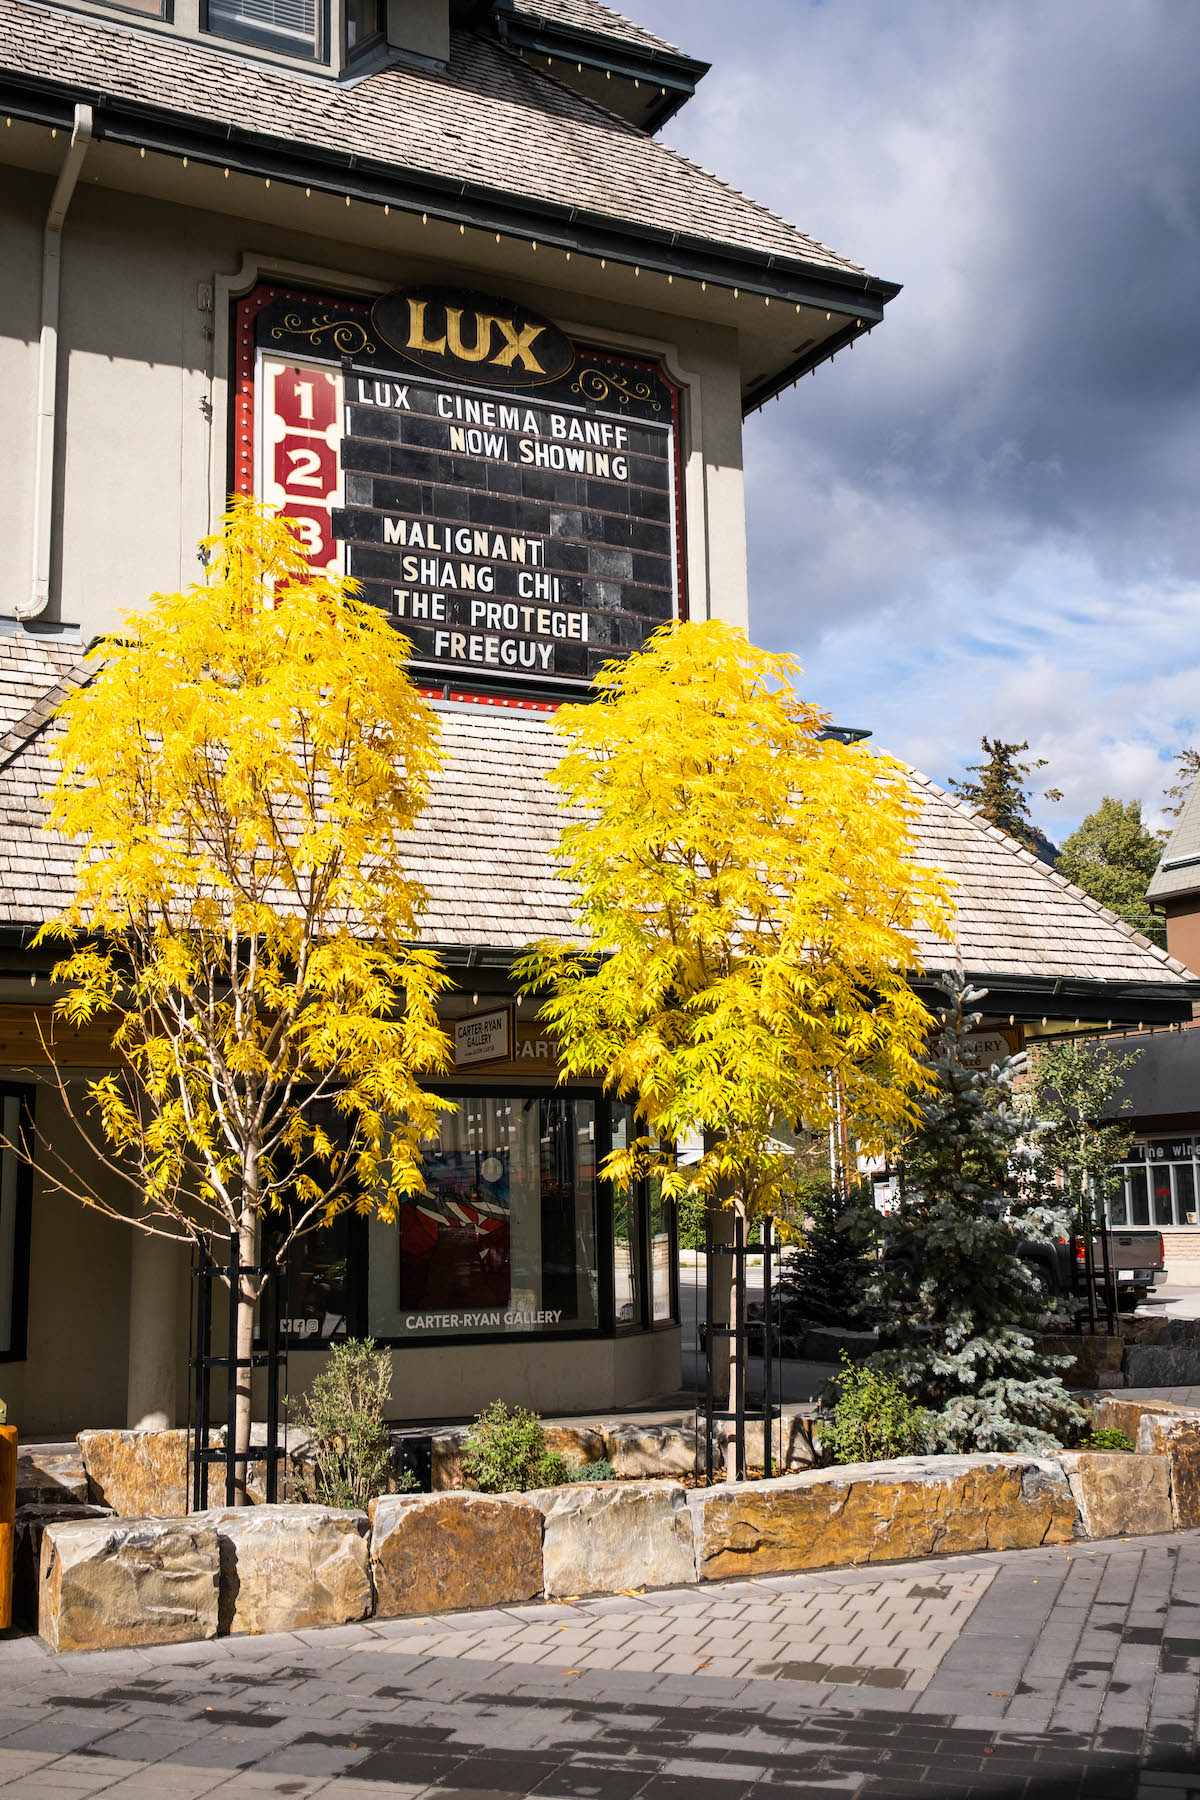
[0,1530,1197,1796]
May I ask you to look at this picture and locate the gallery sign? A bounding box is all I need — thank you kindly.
[453,1007,514,1068]
[236,280,683,691]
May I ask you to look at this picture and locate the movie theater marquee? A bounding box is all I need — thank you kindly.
[242,283,683,690]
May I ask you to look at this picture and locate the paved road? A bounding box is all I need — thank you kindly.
[2,1532,1200,1797]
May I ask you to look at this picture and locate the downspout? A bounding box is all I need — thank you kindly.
[20,102,94,623]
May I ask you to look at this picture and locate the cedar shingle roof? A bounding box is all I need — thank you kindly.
[0,648,1192,996]
[903,768,1193,988]
[508,0,681,55]
[0,0,864,279]
[1147,776,1200,904]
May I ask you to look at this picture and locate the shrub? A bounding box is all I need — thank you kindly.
[822,1354,930,1465]
[461,1400,569,1492]
[772,1177,880,1336]
[294,1337,393,1508]
[1082,1427,1135,1453]
[565,1458,617,1482]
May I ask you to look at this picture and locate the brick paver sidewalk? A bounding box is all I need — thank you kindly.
[0,1531,1197,1796]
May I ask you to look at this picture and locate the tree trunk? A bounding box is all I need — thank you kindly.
[232,1215,257,1506]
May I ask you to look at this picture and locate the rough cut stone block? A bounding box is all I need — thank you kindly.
[1057,1451,1173,1540]
[16,1448,88,1509]
[200,1504,372,1636]
[370,1491,542,1617]
[1089,1394,1183,1444]
[1137,1414,1200,1529]
[689,1455,1081,1581]
[605,1423,698,1479]
[530,1480,694,1598]
[77,1429,190,1518]
[1036,1333,1125,1390]
[39,1517,219,1652]
[14,1505,114,1630]
[430,1428,468,1491]
[544,1424,610,1469]
[1125,1345,1200,1387]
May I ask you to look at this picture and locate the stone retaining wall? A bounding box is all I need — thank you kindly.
[36,1444,1178,1653]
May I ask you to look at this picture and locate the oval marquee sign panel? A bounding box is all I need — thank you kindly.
[371,286,575,388]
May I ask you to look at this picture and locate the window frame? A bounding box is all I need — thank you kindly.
[202,0,328,63]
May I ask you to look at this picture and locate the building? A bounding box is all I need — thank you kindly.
[2,0,1197,1437]
[1078,774,1200,1287]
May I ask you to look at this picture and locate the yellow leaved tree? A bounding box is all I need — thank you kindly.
[37,499,451,1498]
[516,621,952,1474]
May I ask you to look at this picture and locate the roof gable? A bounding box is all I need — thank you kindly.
[1147,774,1200,903]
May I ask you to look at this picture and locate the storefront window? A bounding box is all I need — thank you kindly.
[1112,1140,1200,1228]
[611,1103,643,1328]
[277,1213,353,1345]
[367,1095,598,1338]
[649,1177,674,1323]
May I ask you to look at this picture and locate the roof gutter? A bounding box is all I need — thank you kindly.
[0,72,899,387]
[20,100,93,622]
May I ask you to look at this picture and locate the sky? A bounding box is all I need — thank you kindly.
[629,0,1200,840]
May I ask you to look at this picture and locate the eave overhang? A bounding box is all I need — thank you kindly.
[487,5,710,132]
[908,971,1200,1030]
[0,68,899,412]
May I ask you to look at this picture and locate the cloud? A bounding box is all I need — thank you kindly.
[632,0,1200,832]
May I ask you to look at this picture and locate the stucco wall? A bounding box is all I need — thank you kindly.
[0,171,749,642]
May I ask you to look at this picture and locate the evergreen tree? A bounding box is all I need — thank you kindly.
[949,737,1061,854]
[1163,746,1200,821]
[1056,797,1164,945]
[772,1177,879,1341]
[867,974,1082,1454]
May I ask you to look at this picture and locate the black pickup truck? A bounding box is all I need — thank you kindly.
[1020,1227,1165,1312]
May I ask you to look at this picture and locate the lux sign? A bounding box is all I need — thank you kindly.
[372,286,575,388]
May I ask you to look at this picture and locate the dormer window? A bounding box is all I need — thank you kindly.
[205,0,322,58]
[344,0,382,55]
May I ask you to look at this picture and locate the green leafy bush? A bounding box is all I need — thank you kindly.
[461,1400,569,1492]
[565,1458,617,1482]
[822,1355,930,1465]
[1082,1427,1135,1453]
[294,1337,394,1508]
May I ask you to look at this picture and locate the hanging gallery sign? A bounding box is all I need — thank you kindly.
[234,280,684,692]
